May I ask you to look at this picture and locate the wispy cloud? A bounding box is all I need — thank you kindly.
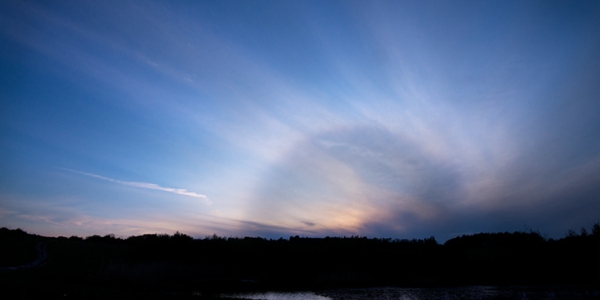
[65,169,210,204]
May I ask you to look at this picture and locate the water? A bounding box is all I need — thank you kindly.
[222,286,600,300]
[224,291,331,300]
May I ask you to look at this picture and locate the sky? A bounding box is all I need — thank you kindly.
[1,0,599,242]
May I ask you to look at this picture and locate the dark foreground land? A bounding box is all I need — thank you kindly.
[0,224,598,299]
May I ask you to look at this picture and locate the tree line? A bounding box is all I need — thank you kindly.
[1,223,598,291]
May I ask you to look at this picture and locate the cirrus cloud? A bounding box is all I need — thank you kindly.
[64,169,210,204]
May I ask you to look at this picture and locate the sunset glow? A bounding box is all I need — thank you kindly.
[1,0,599,241]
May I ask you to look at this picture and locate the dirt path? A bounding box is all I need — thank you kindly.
[0,241,49,271]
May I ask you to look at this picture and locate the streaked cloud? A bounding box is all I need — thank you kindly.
[65,169,210,204]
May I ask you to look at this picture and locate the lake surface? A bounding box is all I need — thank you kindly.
[222,286,600,300]
[225,291,330,300]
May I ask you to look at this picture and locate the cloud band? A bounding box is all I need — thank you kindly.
[65,169,210,204]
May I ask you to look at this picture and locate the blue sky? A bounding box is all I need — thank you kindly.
[1,0,599,241]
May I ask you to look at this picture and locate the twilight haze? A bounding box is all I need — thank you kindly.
[1,0,599,242]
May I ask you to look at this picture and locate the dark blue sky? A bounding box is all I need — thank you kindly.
[1,0,599,241]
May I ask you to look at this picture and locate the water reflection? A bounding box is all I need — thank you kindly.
[224,291,331,300]
[222,286,600,300]
[321,286,600,300]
